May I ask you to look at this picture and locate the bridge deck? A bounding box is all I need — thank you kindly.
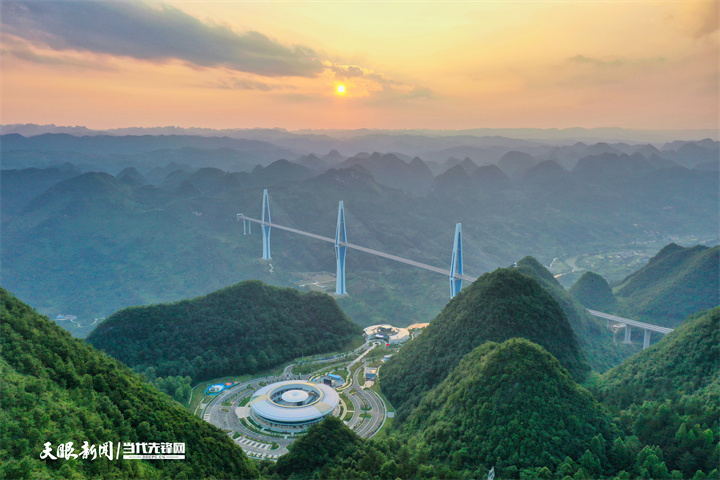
[239,216,476,281]
[587,310,673,334]
[238,215,673,335]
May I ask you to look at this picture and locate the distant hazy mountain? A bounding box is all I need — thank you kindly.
[665,140,719,169]
[1,123,105,136]
[5,124,718,143]
[295,153,329,172]
[116,166,148,187]
[613,243,719,326]
[341,152,433,193]
[572,153,655,182]
[497,150,538,178]
[1,164,81,217]
[471,164,511,187]
[184,167,244,194]
[1,134,300,171]
[521,159,567,183]
[249,159,314,186]
[432,164,474,190]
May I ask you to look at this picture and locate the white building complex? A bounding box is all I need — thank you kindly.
[363,324,410,344]
[248,380,339,433]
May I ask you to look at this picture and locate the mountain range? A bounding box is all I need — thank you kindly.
[2,130,717,338]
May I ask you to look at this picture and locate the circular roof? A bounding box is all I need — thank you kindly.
[249,380,339,423]
[282,389,309,403]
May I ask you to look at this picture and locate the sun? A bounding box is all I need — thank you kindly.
[336,85,346,94]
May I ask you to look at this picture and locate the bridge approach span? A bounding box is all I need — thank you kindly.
[587,310,673,335]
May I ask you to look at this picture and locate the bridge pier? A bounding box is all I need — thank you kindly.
[237,214,252,235]
[335,201,347,295]
[449,223,463,298]
[643,329,651,349]
[623,325,632,344]
[261,189,271,260]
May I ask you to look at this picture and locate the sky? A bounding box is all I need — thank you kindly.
[1,0,718,131]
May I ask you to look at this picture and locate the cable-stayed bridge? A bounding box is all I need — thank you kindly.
[238,189,672,349]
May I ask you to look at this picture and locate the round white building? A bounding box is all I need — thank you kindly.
[248,380,339,433]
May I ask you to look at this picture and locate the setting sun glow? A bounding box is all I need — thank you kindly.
[337,85,346,94]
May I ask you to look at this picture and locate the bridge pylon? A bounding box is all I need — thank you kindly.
[261,189,271,259]
[449,223,463,298]
[335,201,348,295]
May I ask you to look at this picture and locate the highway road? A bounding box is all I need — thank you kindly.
[344,351,386,438]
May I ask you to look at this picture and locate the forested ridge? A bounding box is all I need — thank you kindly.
[569,271,617,311]
[612,243,719,326]
[515,257,637,372]
[400,339,614,475]
[381,266,590,420]
[0,288,257,479]
[87,280,361,381]
[594,307,719,406]
[588,307,720,477]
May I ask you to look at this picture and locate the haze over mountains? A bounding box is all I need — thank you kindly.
[2,127,717,336]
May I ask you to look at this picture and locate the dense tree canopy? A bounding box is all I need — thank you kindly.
[401,339,614,475]
[381,267,590,420]
[595,307,719,407]
[613,243,719,326]
[569,271,617,310]
[0,287,257,479]
[87,280,362,381]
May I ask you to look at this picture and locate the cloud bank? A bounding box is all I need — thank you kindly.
[1,0,324,77]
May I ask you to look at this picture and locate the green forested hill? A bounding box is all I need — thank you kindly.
[400,339,614,477]
[380,267,590,420]
[569,271,616,310]
[86,280,361,381]
[594,307,719,408]
[613,243,719,326]
[0,288,257,479]
[592,307,720,477]
[515,257,636,372]
[273,416,364,478]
